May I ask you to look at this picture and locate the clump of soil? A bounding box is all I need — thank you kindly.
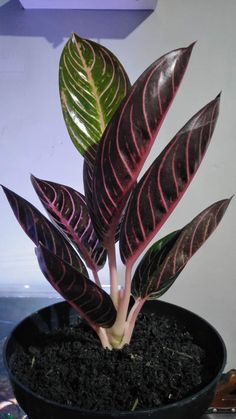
[10,312,205,411]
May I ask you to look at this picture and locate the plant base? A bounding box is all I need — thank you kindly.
[4,300,226,419]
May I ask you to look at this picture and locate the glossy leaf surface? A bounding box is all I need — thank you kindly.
[132,231,181,299]
[31,175,106,271]
[92,44,194,244]
[83,159,133,243]
[132,198,231,300]
[59,33,131,165]
[2,186,88,276]
[83,158,96,223]
[120,95,220,266]
[36,245,116,328]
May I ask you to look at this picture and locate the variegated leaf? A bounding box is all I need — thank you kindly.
[120,95,220,266]
[92,44,194,245]
[2,186,88,276]
[59,33,131,165]
[132,231,181,299]
[132,198,231,300]
[83,159,133,243]
[31,175,106,271]
[36,244,116,328]
[83,158,96,223]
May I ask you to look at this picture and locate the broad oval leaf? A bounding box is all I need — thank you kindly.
[132,231,181,299]
[31,175,107,271]
[36,244,116,328]
[120,95,220,266]
[92,44,194,245]
[59,33,131,165]
[83,158,96,224]
[132,198,231,300]
[2,186,88,276]
[83,159,134,243]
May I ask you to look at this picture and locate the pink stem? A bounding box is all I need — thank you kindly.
[122,297,146,345]
[97,327,112,349]
[92,269,102,288]
[110,264,132,342]
[106,238,119,308]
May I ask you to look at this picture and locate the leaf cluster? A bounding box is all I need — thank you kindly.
[2,34,231,349]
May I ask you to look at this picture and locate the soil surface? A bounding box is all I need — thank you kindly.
[10,312,206,412]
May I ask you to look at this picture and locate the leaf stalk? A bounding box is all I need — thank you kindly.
[107,238,119,308]
[109,264,132,345]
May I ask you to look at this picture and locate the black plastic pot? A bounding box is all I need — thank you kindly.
[3,300,226,419]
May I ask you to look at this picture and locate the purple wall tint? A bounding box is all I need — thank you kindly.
[0,0,235,367]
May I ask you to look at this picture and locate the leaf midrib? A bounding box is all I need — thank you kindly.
[75,38,106,135]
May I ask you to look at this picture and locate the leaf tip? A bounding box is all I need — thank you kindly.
[71,32,77,41]
[31,174,44,194]
[214,196,233,219]
[227,195,234,206]
[210,92,221,113]
[0,185,10,200]
[187,41,197,51]
[71,32,81,45]
[1,184,10,197]
[203,93,221,118]
[30,173,39,186]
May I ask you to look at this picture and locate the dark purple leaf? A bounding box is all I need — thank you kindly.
[83,158,96,223]
[132,231,181,299]
[92,44,194,244]
[83,159,134,243]
[2,186,88,276]
[31,175,106,271]
[120,95,220,266]
[36,244,116,328]
[132,198,231,299]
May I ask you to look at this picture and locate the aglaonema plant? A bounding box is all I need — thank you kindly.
[2,33,231,349]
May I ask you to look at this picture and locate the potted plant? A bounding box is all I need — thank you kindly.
[2,34,232,419]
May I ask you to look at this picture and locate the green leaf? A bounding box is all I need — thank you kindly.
[59,33,131,164]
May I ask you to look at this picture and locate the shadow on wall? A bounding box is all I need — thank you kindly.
[0,0,153,46]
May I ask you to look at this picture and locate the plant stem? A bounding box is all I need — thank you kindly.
[122,297,146,345]
[109,264,132,346]
[92,269,101,288]
[107,238,119,308]
[97,327,112,349]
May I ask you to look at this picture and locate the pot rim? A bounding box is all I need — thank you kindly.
[3,299,227,416]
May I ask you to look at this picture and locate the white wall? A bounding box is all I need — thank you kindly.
[0,0,235,368]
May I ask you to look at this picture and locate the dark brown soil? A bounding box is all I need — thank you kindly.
[10,312,206,412]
